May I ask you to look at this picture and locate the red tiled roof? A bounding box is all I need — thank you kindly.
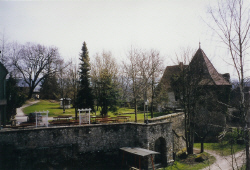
[189,48,231,86]
[160,63,188,90]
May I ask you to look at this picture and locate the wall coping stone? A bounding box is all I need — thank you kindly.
[0,121,172,133]
[149,112,184,122]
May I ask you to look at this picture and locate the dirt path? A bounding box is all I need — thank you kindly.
[16,100,40,124]
[16,100,40,116]
[201,149,246,170]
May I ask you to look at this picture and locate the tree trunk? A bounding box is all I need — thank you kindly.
[201,139,204,153]
[144,104,146,123]
[75,107,78,120]
[150,100,154,118]
[28,87,34,99]
[151,83,154,118]
[187,126,194,154]
[245,128,250,170]
[135,99,137,122]
[63,98,65,113]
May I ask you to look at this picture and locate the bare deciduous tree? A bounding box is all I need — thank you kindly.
[148,49,164,117]
[123,47,143,122]
[123,47,164,122]
[60,59,79,118]
[11,43,63,99]
[208,0,250,168]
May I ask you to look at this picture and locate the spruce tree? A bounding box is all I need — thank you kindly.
[76,42,94,110]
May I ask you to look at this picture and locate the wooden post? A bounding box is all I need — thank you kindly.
[121,151,124,169]
[151,155,155,170]
[139,156,141,170]
[88,108,91,124]
[35,111,38,128]
[135,155,136,168]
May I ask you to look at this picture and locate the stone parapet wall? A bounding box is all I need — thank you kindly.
[0,122,173,170]
[148,112,186,153]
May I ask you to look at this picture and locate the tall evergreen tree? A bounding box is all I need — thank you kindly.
[76,42,94,110]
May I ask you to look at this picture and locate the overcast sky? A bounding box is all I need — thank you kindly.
[0,0,239,79]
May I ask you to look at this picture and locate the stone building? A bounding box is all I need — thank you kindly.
[0,62,8,128]
[158,62,188,109]
[158,48,231,111]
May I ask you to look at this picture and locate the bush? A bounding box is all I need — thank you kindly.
[113,112,119,116]
[195,154,206,162]
[224,128,243,144]
[109,106,118,112]
[176,149,188,159]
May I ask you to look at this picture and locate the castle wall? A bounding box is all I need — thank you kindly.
[148,112,186,153]
[0,122,173,170]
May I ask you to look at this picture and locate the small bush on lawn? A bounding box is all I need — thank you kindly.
[109,106,118,112]
[195,154,206,162]
[176,148,188,159]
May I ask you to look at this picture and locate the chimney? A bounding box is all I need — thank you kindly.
[222,73,230,82]
[179,62,183,69]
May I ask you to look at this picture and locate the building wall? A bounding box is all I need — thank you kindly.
[167,91,179,108]
[0,122,173,170]
[0,62,8,127]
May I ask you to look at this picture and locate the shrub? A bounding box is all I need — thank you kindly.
[195,154,206,162]
[109,106,118,112]
[224,128,243,144]
[113,112,119,116]
[176,148,188,159]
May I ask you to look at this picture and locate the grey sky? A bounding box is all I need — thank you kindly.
[0,0,237,78]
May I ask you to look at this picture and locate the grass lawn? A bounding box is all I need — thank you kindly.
[23,100,76,117]
[23,100,167,121]
[194,142,245,156]
[161,152,216,170]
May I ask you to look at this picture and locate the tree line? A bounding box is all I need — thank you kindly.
[0,40,165,122]
[73,43,165,122]
[1,0,250,168]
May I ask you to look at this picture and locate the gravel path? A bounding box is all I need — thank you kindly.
[16,100,40,124]
[16,100,40,116]
[16,100,54,124]
[202,149,246,170]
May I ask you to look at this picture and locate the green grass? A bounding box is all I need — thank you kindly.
[161,152,216,170]
[23,100,168,121]
[194,142,245,156]
[23,100,76,117]
[117,107,134,114]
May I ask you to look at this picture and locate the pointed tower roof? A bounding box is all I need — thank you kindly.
[189,48,230,86]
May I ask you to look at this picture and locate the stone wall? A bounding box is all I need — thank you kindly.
[0,122,173,170]
[148,112,186,153]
